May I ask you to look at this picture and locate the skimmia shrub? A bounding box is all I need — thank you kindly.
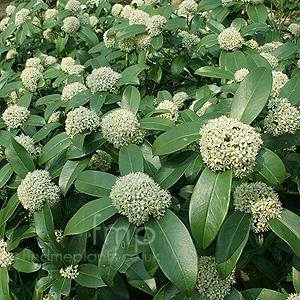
[0,0,300,299]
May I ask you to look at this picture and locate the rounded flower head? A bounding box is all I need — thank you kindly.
[61,82,87,102]
[20,67,43,92]
[65,0,81,14]
[197,256,235,300]
[101,108,145,149]
[0,239,14,268]
[173,92,189,108]
[233,182,282,233]
[258,41,282,54]
[103,31,115,48]
[178,0,198,18]
[135,33,152,50]
[156,100,179,122]
[121,5,134,18]
[264,97,300,137]
[119,37,136,52]
[6,48,18,60]
[86,67,122,94]
[25,58,44,72]
[43,28,57,43]
[48,111,61,123]
[128,9,150,26]
[110,172,172,226]
[271,70,288,97]
[234,68,249,82]
[62,16,80,35]
[89,16,98,27]
[14,134,40,159]
[146,14,167,37]
[60,265,79,279]
[111,3,123,16]
[190,100,212,117]
[287,294,300,300]
[45,8,58,20]
[2,105,30,130]
[65,106,100,138]
[199,115,263,178]
[17,170,60,211]
[89,150,112,172]
[244,39,259,50]
[0,18,10,32]
[6,5,16,16]
[61,57,84,75]
[178,30,200,50]
[15,8,30,27]
[44,55,57,67]
[289,23,300,37]
[260,52,279,69]
[218,27,244,51]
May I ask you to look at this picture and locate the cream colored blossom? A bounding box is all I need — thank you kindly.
[61,16,80,35]
[218,27,244,51]
[61,82,87,102]
[156,100,179,122]
[2,105,30,129]
[20,67,43,92]
[60,265,79,279]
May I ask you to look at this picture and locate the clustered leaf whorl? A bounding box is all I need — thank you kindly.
[0,239,14,268]
[110,172,172,226]
[234,181,282,233]
[217,27,244,51]
[65,106,100,138]
[199,115,263,178]
[100,108,145,149]
[17,170,60,211]
[196,256,235,300]
[2,105,30,129]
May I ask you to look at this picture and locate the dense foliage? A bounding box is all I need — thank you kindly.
[0,0,300,299]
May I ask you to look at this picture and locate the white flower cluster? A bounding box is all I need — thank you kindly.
[61,57,84,75]
[197,256,235,300]
[60,265,79,279]
[289,23,300,37]
[5,5,16,16]
[244,39,259,50]
[111,3,123,16]
[128,9,150,26]
[118,37,136,52]
[48,111,61,123]
[101,108,145,149]
[65,106,100,138]
[135,33,152,50]
[271,70,289,97]
[44,8,58,20]
[173,92,189,108]
[89,150,112,172]
[233,182,282,233]
[287,294,300,300]
[89,16,98,27]
[258,41,282,54]
[15,8,30,27]
[264,97,300,137]
[218,27,244,51]
[121,5,134,18]
[178,0,198,18]
[14,134,40,159]
[2,105,30,129]
[17,170,60,211]
[103,31,115,48]
[156,100,179,122]
[260,52,279,69]
[110,172,171,226]
[199,115,263,178]
[86,67,122,93]
[20,67,43,92]
[25,58,44,72]
[0,18,10,32]
[221,0,232,6]
[6,88,28,106]
[43,29,57,43]
[0,239,14,268]
[62,16,80,35]
[146,15,167,37]
[6,48,18,60]
[190,100,212,117]
[55,229,64,243]
[178,30,200,50]
[65,0,81,14]
[61,82,87,102]
[79,13,90,25]
[44,55,57,67]
[234,68,249,82]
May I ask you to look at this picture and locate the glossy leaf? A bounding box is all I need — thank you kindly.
[279,76,300,105]
[293,256,300,293]
[0,164,13,189]
[189,167,232,249]
[0,268,10,300]
[195,66,234,79]
[120,86,140,115]
[139,117,175,131]
[13,248,41,273]
[119,144,144,176]
[247,4,268,23]
[76,264,106,288]
[145,210,198,296]
[0,193,19,227]
[64,197,117,236]
[242,288,287,300]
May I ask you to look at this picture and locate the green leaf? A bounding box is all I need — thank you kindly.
[56,35,69,53]
[75,170,117,197]
[64,197,117,236]
[242,288,287,300]
[140,117,175,131]
[154,151,198,189]
[151,34,164,50]
[32,122,62,143]
[219,50,247,74]
[268,209,300,259]
[77,26,99,46]
[65,89,92,113]
[247,4,268,23]
[195,66,234,79]
[225,288,246,300]
[153,282,181,300]
[58,158,89,196]
[171,57,188,78]
[36,94,61,106]
[119,144,144,176]
[0,164,13,189]
[216,211,251,279]
[230,67,272,124]
[13,248,41,273]
[99,217,135,286]
[6,225,36,251]
[152,122,203,156]
[140,140,161,177]
[252,257,280,282]
[6,137,35,178]
[261,133,298,151]
[292,256,300,293]
[164,18,188,30]
[0,194,19,227]
[37,277,57,293]
[145,210,198,296]
[255,148,286,185]
[120,86,141,115]
[0,268,11,300]
[17,93,32,108]
[34,202,55,242]
[39,133,72,164]
[279,76,300,105]
[189,167,232,249]
[76,264,106,288]
[273,42,298,60]
[50,276,71,297]
[24,115,46,127]
[115,24,147,40]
